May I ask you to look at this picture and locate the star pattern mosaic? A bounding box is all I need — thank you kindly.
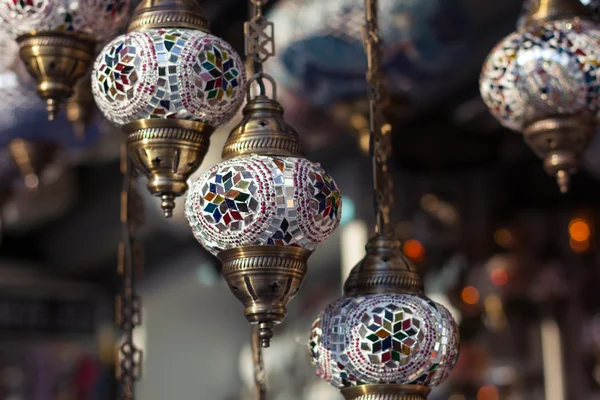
[309,294,459,389]
[480,18,600,132]
[185,155,342,255]
[0,0,129,40]
[93,28,245,128]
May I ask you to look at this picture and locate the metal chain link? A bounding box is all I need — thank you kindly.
[116,144,144,400]
[245,0,275,66]
[245,0,277,100]
[363,0,394,236]
[251,326,267,400]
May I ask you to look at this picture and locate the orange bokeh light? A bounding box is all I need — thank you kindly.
[403,239,425,261]
[461,286,480,305]
[569,218,591,243]
[490,268,508,286]
[477,385,499,400]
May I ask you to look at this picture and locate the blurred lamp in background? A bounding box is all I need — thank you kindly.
[185,0,342,347]
[0,0,130,119]
[266,0,471,108]
[480,0,600,193]
[92,0,246,217]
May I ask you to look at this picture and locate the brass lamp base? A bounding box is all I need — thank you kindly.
[123,119,214,218]
[342,385,430,400]
[7,139,60,190]
[17,31,95,121]
[218,245,311,348]
[523,116,595,193]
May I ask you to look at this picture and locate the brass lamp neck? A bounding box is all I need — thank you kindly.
[523,0,592,26]
[343,234,423,296]
[128,0,210,32]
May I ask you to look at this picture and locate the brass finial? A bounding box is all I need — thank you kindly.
[128,0,210,32]
[523,0,592,26]
[222,76,305,160]
[523,116,594,193]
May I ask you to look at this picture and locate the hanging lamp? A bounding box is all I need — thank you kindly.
[309,1,459,399]
[0,0,131,119]
[480,0,600,193]
[92,0,246,217]
[185,0,343,347]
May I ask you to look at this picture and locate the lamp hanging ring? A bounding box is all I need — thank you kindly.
[246,72,277,102]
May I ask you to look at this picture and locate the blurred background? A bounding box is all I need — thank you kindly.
[1,0,600,399]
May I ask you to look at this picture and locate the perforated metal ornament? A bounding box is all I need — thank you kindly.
[92,28,246,128]
[309,294,459,389]
[185,155,342,255]
[0,0,130,40]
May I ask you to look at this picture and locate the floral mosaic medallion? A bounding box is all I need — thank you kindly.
[93,28,245,127]
[185,155,342,254]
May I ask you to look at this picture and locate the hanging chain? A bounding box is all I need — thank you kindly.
[244,3,272,399]
[116,144,144,400]
[251,326,267,400]
[364,0,394,236]
[245,0,277,99]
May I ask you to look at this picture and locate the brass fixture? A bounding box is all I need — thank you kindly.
[123,119,214,218]
[308,0,459,396]
[17,32,95,120]
[66,76,96,140]
[523,0,591,25]
[7,139,60,189]
[218,245,311,347]
[523,116,594,193]
[127,0,210,33]
[222,89,305,160]
[342,385,431,400]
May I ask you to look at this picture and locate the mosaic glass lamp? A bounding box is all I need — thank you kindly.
[185,74,342,347]
[0,0,130,119]
[480,0,599,193]
[309,236,459,400]
[92,0,246,217]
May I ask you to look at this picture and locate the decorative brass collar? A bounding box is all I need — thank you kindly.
[523,0,592,27]
[128,0,210,32]
[342,384,430,400]
[222,95,305,160]
[343,234,423,296]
